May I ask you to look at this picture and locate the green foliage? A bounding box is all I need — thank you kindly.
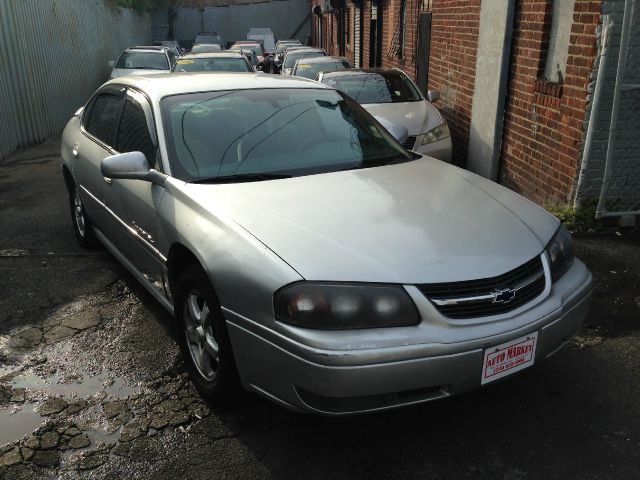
[544,200,604,233]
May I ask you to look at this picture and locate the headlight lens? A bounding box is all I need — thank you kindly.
[418,122,450,145]
[275,283,420,329]
[545,225,574,281]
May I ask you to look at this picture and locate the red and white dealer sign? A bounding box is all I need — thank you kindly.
[481,332,539,385]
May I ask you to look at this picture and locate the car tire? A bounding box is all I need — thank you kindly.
[69,182,99,248]
[175,265,240,404]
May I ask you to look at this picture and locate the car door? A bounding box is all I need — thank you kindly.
[74,86,124,231]
[103,88,168,299]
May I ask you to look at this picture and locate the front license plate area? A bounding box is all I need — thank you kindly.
[481,332,538,385]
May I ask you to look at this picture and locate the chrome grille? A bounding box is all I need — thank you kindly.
[417,256,545,319]
[403,136,416,150]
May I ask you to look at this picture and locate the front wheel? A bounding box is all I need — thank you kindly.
[69,183,98,248]
[176,265,239,403]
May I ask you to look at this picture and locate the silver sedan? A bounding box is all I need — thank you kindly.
[318,68,453,163]
[61,73,592,415]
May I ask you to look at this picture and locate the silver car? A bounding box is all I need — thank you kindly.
[318,68,453,162]
[61,73,592,415]
[172,53,252,73]
[291,56,352,79]
[280,47,326,76]
[109,46,176,79]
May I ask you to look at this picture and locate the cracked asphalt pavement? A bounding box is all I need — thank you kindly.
[1,138,639,479]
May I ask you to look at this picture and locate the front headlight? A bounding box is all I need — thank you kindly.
[545,225,574,281]
[275,283,420,329]
[418,122,450,145]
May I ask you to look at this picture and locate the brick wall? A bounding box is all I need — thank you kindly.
[312,1,481,166]
[499,0,601,205]
[309,1,625,210]
[422,1,481,166]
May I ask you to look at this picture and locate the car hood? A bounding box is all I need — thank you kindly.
[184,159,559,284]
[362,101,442,137]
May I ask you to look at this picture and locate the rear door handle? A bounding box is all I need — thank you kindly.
[72,145,79,158]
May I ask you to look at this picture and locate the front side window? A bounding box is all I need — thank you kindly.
[162,88,411,183]
[324,71,422,104]
[174,58,251,73]
[84,93,123,147]
[116,97,155,166]
[115,51,169,71]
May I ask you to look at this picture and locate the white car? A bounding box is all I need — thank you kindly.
[318,68,452,163]
[109,46,176,79]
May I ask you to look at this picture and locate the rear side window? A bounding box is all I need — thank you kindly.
[84,94,122,147]
[116,98,155,165]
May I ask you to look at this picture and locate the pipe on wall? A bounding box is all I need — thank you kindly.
[573,15,613,209]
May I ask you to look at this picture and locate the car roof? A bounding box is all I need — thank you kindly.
[286,48,324,55]
[235,40,260,44]
[180,52,245,59]
[129,46,168,52]
[247,28,273,35]
[320,68,403,79]
[295,56,347,65]
[105,73,329,100]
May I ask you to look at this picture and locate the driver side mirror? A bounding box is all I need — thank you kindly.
[427,90,440,103]
[101,152,166,185]
[108,60,115,68]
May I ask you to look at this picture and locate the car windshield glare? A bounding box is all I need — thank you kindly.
[162,88,411,182]
[284,51,325,68]
[116,51,169,70]
[295,60,349,79]
[174,58,250,72]
[191,44,222,53]
[231,45,261,57]
[327,72,422,103]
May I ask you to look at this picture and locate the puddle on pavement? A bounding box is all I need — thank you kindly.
[11,373,139,399]
[0,403,42,446]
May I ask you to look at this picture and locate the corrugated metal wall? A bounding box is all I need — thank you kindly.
[170,0,311,46]
[0,0,152,162]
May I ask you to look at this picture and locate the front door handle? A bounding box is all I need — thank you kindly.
[72,145,79,158]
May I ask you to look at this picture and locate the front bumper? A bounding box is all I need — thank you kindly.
[225,258,592,415]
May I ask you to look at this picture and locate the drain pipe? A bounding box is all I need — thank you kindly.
[596,0,634,218]
[573,15,612,209]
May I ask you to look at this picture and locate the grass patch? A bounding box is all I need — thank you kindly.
[544,201,605,233]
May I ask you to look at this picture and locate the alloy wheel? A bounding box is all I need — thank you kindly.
[183,290,220,382]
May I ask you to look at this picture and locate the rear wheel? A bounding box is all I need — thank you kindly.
[176,265,239,403]
[69,183,98,248]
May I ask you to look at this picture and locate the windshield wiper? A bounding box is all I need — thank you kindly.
[189,173,292,184]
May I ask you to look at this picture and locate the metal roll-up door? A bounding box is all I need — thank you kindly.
[354,4,362,67]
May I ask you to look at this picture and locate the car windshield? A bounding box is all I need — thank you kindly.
[162,88,411,182]
[195,36,222,45]
[295,60,350,79]
[116,51,169,70]
[174,58,250,72]
[284,50,325,68]
[325,72,422,103]
[191,44,222,53]
[231,45,261,57]
[276,43,300,55]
